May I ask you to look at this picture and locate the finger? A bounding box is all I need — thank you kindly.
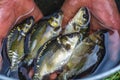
[28,68,34,78]
[90,0,120,30]
[0,0,43,47]
[90,14,106,33]
[61,0,120,30]
[15,0,43,23]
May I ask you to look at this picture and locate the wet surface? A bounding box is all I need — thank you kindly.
[0,0,120,80]
[86,31,120,78]
[94,31,120,73]
[0,39,10,75]
[1,29,120,80]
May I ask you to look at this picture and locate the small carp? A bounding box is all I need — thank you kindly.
[59,30,105,80]
[22,11,63,65]
[33,7,91,80]
[63,7,90,34]
[33,32,82,80]
[7,16,34,75]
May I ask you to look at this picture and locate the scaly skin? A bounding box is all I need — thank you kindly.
[7,17,34,75]
[0,0,43,71]
[23,11,63,66]
[33,7,90,80]
[63,7,90,34]
[59,30,105,80]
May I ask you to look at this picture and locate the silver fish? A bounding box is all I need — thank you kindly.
[7,16,34,74]
[63,7,90,34]
[58,30,105,80]
[33,32,82,80]
[33,7,91,80]
[23,11,63,65]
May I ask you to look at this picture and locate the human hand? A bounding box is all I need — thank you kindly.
[1,0,119,46]
[61,0,120,32]
[0,0,43,71]
[0,0,120,79]
[0,0,43,47]
[49,0,120,79]
[21,0,120,79]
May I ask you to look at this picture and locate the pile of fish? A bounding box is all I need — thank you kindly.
[2,7,106,80]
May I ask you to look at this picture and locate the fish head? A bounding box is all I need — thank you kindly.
[48,11,63,32]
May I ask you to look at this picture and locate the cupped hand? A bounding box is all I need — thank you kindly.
[49,0,120,79]
[0,0,120,79]
[0,0,119,47]
[0,0,43,47]
[0,0,43,71]
[61,0,120,32]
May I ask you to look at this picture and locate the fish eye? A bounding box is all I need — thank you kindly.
[26,20,31,25]
[97,33,104,40]
[65,44,71,50]
[61,36,68,42]
[85,38,92,43]
[69,34,74,38]
[54,26,60,31]
[83,14,88,19]
[53,13,59,18]
[26,17,34,25]
[99,33,104,38]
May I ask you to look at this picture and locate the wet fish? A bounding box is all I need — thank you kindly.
[33,30,105,80]
[17,7,90,79]
[31,7,90,79]
[22,11,63,65]
[33,7,91,79]
[58,30,105,80]
[33,32,83,80]
[6,16,34,75]
[63,7,90,35]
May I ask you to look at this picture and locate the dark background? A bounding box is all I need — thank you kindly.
[34,0,65,16]
[115,0,120,12]
[34,0,120,16]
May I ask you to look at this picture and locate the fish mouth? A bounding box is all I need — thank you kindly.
[81,7,91,27]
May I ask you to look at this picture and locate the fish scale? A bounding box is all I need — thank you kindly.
[6,16,34,76]
[58,30,105,80]
[22,11,63,65]
[33,7,91,80]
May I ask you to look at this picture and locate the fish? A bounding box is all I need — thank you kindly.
[33,8,89,80]
[62,0,120,30]
[58,30,105,80]
[22,11,63,65]
[18,7,90,79]
[63,7,90,35]
[33,30,105,80]
[33,7,91,79]
[6,16,34,75]
[33,32,83,80]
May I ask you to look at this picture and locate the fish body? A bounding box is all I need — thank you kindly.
[33,30,105,80]
[33,32,82,80]
[23,11,63,64]
[33,7,91,80]
[63,7,90,35]
[7,17,34,73]
[59,30,105,80]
